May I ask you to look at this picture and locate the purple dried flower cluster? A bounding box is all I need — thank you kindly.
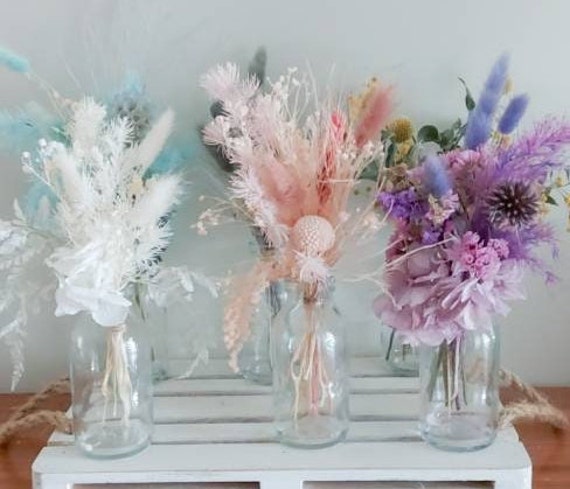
[375,57,570,346]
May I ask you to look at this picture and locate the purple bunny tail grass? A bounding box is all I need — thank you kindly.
[479,54,510,114]
[465,107,493,150]
[499,94,529,134]
[423,154,451,198]
[465,54,510,149]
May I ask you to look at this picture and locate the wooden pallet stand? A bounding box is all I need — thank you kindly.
[32,357,531,489]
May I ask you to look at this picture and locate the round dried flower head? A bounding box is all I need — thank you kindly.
[488,182,539,227]
[389,117,414,143]
[291,215,335,256]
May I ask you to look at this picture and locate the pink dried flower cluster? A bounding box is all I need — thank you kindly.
[201,64,392,366]
[375,234,525,346]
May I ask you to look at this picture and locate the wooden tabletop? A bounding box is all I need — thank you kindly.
[0,388,568,489]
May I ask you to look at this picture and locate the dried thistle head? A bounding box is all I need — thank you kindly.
[488,182,540,227]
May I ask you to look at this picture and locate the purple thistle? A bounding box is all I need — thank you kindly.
[498,94,529,134]
[422,155,451,198]
[465,54,510,149]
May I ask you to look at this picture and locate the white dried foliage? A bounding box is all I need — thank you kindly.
[0,208,51,388]
[1,98,210,387]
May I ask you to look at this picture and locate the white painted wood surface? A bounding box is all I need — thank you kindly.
[32,356,531,489]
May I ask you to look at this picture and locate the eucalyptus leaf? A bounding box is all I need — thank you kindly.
[385,141,397,167]
[451,118,463,130]
[417,125,439,143]
[459,77,475,111]
[441,128,455,142]
[360,162,380,181]
[545,194,558,206]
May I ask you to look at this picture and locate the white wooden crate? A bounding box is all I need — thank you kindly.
[32,357,531,489]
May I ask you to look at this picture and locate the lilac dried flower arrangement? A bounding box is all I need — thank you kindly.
[375,55,570,345]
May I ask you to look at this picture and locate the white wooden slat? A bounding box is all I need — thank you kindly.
[151,393,419,423]
[48,421,519,447]
[304,484,492,489]
[35,359,531,489]
[75,485,258,489]
[65,482,498,489]
[154,376,419,397]
[49,376,420,446]
[173,356,394,380]
[32,439,531,484]
[49,421,421,447]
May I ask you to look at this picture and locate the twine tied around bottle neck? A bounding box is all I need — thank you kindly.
[101,324,133,425]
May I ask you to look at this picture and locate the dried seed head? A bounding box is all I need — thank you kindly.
[291,215,335,256]
[488,182,539,227]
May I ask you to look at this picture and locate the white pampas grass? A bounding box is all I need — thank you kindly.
[200,63,259,105]
[68,98,107,152]
[129,108,175,175]
[130,174,182,229]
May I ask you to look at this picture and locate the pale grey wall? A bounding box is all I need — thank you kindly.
[0,0,569,391]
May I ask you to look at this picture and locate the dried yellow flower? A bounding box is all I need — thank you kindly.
[555,176,565,188]
[388,117,414,143]
[394,140,413,164]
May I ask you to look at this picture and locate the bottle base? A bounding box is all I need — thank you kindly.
[386,361,419,377]
[276,415,348,449]
[152,364,170,383]
[76,419,151,459]
[421,412,497,452]
[240,363,273,386]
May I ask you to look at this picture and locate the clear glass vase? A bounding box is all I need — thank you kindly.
[271,280,349,448]
[419,327,500,451]
[145,305,170,382]
[70,308,153,458]
[382,325,418,376]
[238,281,282,385]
